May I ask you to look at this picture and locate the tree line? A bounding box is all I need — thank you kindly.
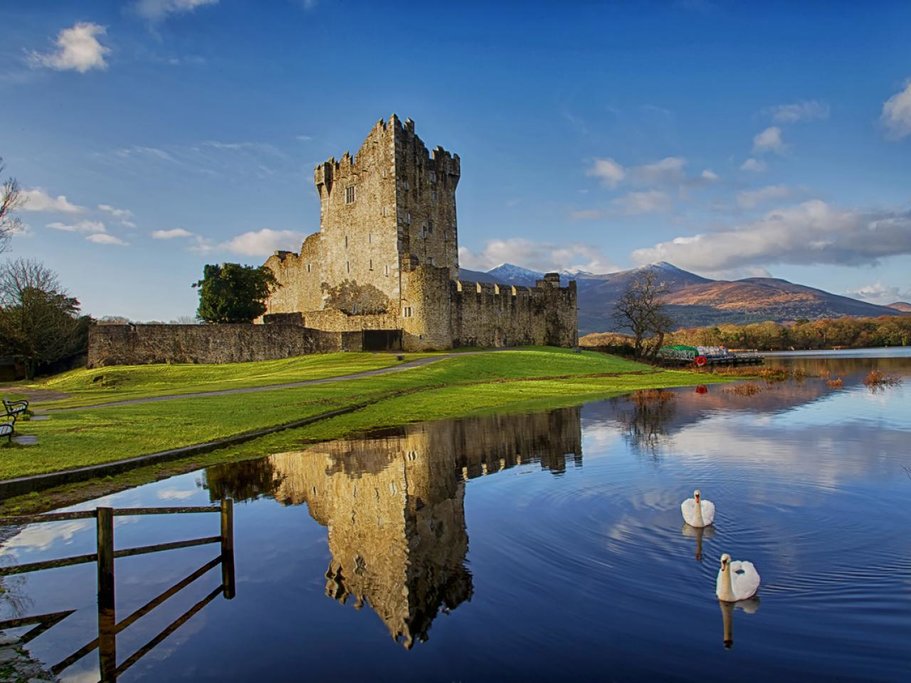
[665,316,911,351]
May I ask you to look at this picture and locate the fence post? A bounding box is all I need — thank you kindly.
[96,507,117,681]
[220,498,235,599]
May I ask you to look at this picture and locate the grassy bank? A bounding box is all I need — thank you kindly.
[22,351,434,409]
[1,348,725,484]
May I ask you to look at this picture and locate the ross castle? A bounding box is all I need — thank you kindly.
[260,115,578,351]
[87,116,577,367]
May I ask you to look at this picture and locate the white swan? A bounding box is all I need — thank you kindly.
[716,553,761,602]
[681,489,715,527]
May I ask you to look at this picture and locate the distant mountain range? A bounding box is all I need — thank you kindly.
[458,262,907,335]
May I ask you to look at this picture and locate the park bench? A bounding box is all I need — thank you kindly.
[3,398,28,422]
[0,419,13,443]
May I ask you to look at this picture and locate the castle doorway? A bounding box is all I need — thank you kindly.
[363,330,402,352]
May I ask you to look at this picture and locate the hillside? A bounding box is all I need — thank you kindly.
[459,262,904,334]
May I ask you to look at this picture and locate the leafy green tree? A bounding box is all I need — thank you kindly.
[194,263,279,323]
[0,259,89,378]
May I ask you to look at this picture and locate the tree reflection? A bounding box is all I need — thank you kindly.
[614,389,678,456]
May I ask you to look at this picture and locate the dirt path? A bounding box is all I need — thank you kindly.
[44,353,468,411]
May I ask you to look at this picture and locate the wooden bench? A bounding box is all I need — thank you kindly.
[0,420,13,443]
[3,399,28,422]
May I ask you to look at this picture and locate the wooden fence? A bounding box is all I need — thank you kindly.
[0,499,235,682]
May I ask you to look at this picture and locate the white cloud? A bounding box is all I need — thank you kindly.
[134,0,219,21]
[588,156,715,191]
[736,184,791,209]
[98,203,136,228]
[28,22,110,73]
[881,80,911,140]
[47,219,106,233]
[152,228,194,239]
[86,233,128,246]
[221,228,304,256]
[587,158,625,187]
[700,169,720,182]
[111,145,177,163]
[157,488,197,500]
[634,156,686,185]
[3,520,92,552]
[753,126,786,154]
[768,100,830,124]
[632,200,911,271]
[612,190,671,215]
[20,188,84,214]
[97,204,132,220]
[740,158,767,172]
[847,282,911,306]
[459,238,616,274]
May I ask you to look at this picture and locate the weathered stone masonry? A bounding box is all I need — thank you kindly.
[88,116,577,366]
[263,115,577,351]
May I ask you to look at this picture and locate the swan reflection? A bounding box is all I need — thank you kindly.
[680,523,715,561]
[719,597,760,649]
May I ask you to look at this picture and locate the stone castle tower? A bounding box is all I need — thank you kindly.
[262,116,577,351]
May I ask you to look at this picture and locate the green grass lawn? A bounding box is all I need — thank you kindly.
[24,351,435,408]
[1,348,724,481]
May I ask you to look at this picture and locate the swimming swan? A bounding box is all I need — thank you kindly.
[681,489,715,527]
[716,553,761,602]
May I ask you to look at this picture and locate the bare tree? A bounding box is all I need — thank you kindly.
[0,157,24,253]
[0,259,87,378]
[613,270,674,358]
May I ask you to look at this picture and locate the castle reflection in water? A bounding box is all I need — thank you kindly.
[203,408,582,648]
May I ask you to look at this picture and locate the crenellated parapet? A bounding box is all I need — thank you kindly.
[259,117,577,353]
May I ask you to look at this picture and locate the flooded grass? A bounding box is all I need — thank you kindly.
[723,382,763,396]
[630,388,676,404]
[826,377,844,388]
[863,370,902,387]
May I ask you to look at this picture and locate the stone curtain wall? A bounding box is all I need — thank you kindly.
[451,276,578,348]
[88,324,346,367]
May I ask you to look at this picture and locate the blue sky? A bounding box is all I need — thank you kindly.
[1,0,909,321]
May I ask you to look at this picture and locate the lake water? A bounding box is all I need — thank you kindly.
[2,350,910,681]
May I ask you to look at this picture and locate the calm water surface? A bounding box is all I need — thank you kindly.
[1,350,910,681]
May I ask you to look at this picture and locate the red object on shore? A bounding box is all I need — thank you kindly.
[695,355,707,367]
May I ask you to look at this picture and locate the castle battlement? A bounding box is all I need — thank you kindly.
[263,117,577,352]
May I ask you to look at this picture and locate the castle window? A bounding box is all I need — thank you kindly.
[420,225,427,238]
[345,186,356,204]
[427,219,433,234]
[369,259,373,271]
[428,256,435,266]
[429,170,437,183]
[345,235,348,248]
[405,212,412,225]
[346,261,350,273]
[384,264,390,277]
[306,263,311,273]
[403,306,413,318]
[368,232,372,244]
